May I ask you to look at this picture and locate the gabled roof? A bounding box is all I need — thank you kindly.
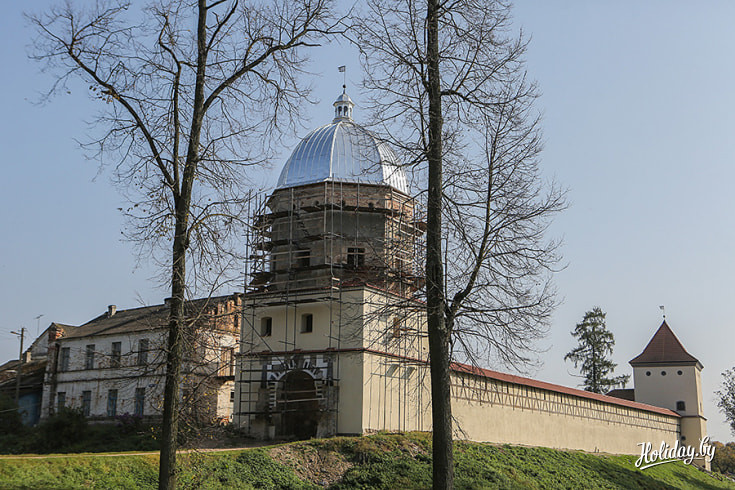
[629,321,701,367]
[61,303,169,339]
[61,294,240,340]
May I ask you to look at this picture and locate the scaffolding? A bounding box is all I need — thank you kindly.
[236,180,428,438]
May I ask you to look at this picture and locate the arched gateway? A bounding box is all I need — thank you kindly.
[276,370,319,439]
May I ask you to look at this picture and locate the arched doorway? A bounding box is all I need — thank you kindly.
[277,370,319,439]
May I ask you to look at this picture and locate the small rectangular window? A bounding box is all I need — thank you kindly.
[261,317,272,337]
[107,389,118,417]
[393,257,404,273]
[85,345,95,370]
[218,347,234,376]
[82,390,92,416]
[59,347,70,371]
[301,313,313,333]
[392,317,402,338]
[347,247,365,268]
[134,388,145,416]
[111,342,122,368]
[137,339,149,366]
[676,400,686,411]
[295,249,310,268]
[57,392,66,412]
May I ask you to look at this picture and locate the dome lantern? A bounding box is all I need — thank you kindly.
[333,90,354,122]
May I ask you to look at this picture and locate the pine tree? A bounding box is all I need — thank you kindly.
[565,308,629,393]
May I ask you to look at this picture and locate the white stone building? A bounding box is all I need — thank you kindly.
[42,295,240,424]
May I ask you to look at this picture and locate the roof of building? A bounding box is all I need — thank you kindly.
[451,362,680,418]
[629,321,700,367]
[0,358,47,394]
[61,304,169,339]
[275,91,409,194]
[60,295,239,340]
[606,388,636,401]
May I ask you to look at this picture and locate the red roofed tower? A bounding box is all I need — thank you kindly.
[630,320,708,469]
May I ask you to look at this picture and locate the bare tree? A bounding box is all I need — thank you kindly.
[28,1,339,487]
[351,1,565,487]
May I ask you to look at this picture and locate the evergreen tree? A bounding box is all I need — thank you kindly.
[565,308,629,393]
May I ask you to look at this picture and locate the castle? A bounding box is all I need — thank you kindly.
[6,89,707,470]
[232,91,709,469]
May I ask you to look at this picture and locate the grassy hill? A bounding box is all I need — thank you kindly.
[0,432,733,489]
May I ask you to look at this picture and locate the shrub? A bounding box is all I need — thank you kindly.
[35,407,88,451]
[0,394,23,435]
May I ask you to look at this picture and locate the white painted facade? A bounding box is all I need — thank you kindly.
[42,295,241,424]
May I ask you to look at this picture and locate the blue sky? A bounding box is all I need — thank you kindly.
[1,1,733,442]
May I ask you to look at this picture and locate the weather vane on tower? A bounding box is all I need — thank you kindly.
[338,65,346,92]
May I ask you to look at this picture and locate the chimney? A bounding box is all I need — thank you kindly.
[48,324,64,341]
[107,305,117,317]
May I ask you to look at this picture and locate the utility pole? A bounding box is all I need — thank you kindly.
[10,328,25,405]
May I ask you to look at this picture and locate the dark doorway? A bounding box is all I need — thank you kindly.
[277,370,319,439]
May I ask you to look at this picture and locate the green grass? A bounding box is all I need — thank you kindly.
[0,432,733,489]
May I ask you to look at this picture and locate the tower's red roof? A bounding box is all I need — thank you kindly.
[629,321,700,367]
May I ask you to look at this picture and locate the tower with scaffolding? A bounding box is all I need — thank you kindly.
[234,90,430,439]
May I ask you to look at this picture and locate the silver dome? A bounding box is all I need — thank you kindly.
[275,93,409,194]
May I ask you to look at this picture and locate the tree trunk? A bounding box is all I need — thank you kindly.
[159,3,208,488]
[426,0,454,488]
[158,224,186,490]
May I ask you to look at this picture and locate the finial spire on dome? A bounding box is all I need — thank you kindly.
[333,66,354,122]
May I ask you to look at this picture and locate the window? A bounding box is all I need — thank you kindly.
[392,317,402,338]
[393,257,404,273]
[85,344,95,369]
[677,370,683,375]
[134,388,145,416]
[295,249,310,268]
[82,390,92,416]
[676,400,686,411]
[661,370,667,376]
[645,371,651,376]
[57,392,66,412]
[111,342,122,368]
[59,347,70,371]
[137,339,149,366]
[218,347,234,376]
[261,317,272,337]
[107,389,118,417]
[301,313,313,333]
[347,247,365,268]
